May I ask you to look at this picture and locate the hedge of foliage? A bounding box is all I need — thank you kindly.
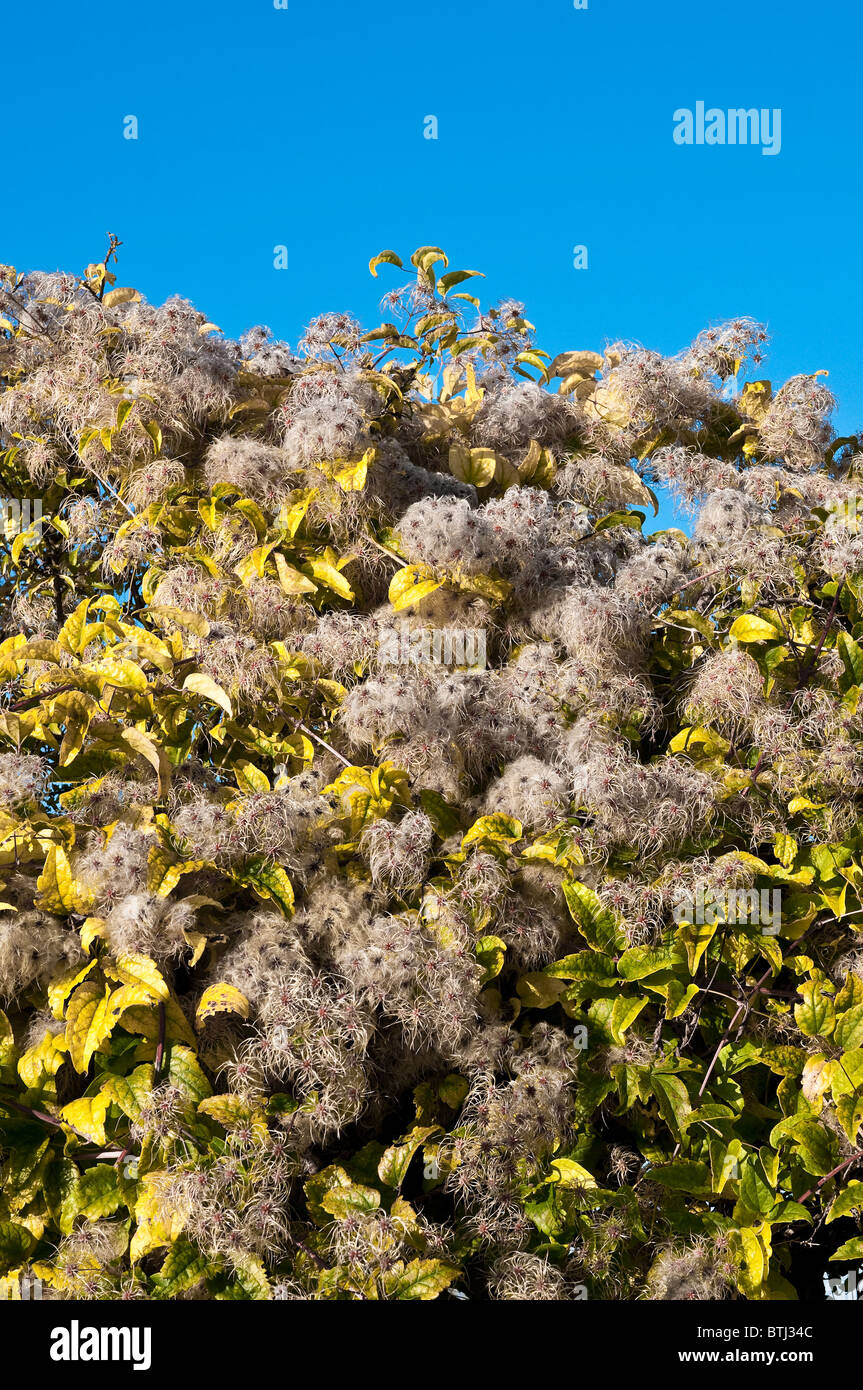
[0,241,862,1301]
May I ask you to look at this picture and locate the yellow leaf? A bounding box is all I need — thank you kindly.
[369,250,403,278]
[547,350,603,381]
[454,570,512,603]
[330,447,373,492]
[47,959,98,1020]
[0,1009,15,1077]
[58,712,90,768]
[114,726,172,799]
[81,917,107,952]
[274,552,317,595]
[729,615,783,643]
[119,997,196,1048]
[131,1172,187,1261]
[102,287,141,308]
[233,540,279,586]
[233,759,270,793]
[65,980,116,1073]
[142,421,162,456]
[59,1095,109,1145]
[183,930,208,967]
[551,1158,598,1189]
[388,565,443,611]
[305,558,354,601]
[277,491,313,538]
[17,1029,68,1089]
[182,672,233,718]
[517,973,565,1008]
[35,845,92,915]
[449,444,497,487]
[147,605,210,638]
[104,953,169,1001]
[462,814,523,846]
[83,656,149,692]
[198,1095,268,1136]
[668,726,731,757]
[195,983,251,1028]
[738,1226,766,1289]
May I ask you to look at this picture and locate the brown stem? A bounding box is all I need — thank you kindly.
[0,1091,91,1143]
[698,924,815,1101]
[798,1151,863,1206]
[154,1002,166,1081]
[801,577,845,682]
[297,722,352,769]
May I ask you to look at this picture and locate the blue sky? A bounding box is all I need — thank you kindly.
[7,0,862,528]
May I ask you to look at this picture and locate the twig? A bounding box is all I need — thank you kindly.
[800,577,845,682]
[297,722,352,768]
[154,1001,166,1081]
[698,922,814,1101]
[0,1091,92,1143]
[798,1151,863,1206]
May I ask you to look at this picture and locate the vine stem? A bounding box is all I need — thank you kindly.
[693,922,815,1113]
[366,535,408,567]
[153,1001,166,1081]
[0,1091,92,1143]
[297,722,352,768]
[800,576,846,682]
[798,1151,863,1206]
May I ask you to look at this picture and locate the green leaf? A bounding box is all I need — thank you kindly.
[562,880,625,954]
[166,1045,212,1105]
[837,632,863,690]
[462,814,523,848]
[383,1258,460,1300]
[241,858,295,916]
[100,1064,154,1122]
[648,1161,711,1193]
[437,269,484,294]
[76,1164,125,1221]
[154,1238,214,1296]
[792,1119,838,1177]
[651,1073,691,1142]
[794,979,835,1038]
[835,1003,863,1050]
[610,995,647,1044]
[739,1159,777,1217]
[475,935,506,985]
[617,942,686,980]
[437,1074,468,1109]
[377,1126,439,1191]
[546,952,617,984]
[826,1181,863,1224]
[830,1237,863,1262]
[0,1221,36,1273]
[369,250,404,278]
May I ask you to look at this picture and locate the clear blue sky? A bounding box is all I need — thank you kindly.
[7,0,863,526]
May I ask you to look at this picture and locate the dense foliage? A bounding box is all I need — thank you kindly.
[0,241,862,1300]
